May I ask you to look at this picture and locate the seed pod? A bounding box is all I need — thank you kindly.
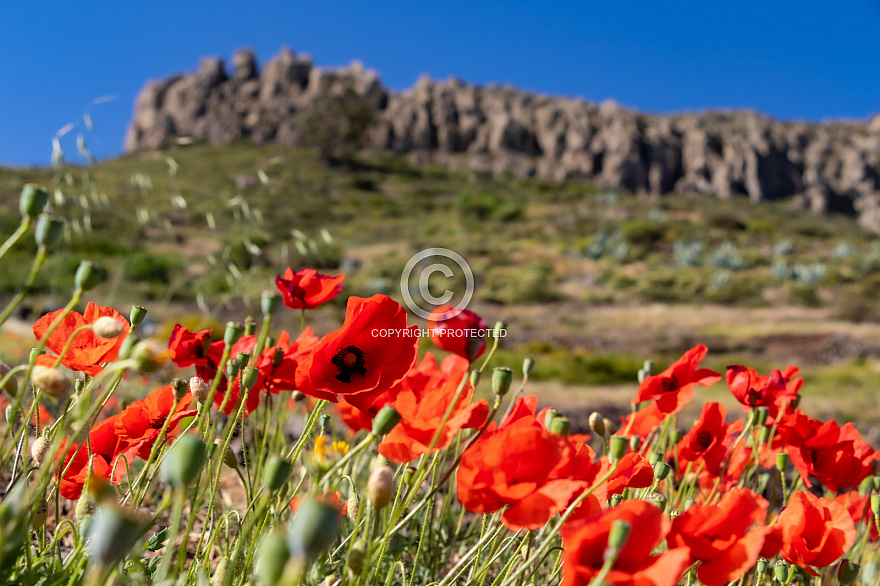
[643,492,667,511]
[258,533,291,586]
[262,290,282,318]
[224,321,244,346]
[93,316,124,339]
[287,498,341,564]
[653,461,671,481]
[263,456,292,492]
[773,561,789,583]
[522,357,535,377]
[244,316,257,337]
[493,321,506,337]
[129,305,147,327]
[34,214,64,248]
[226,358,241,380]
[669,429,682,445]
[544,408,562,430]
[491,367,514,397]
[241,366,259,391]
[549,416,571,436]
[32,365,69,399]
[588,412,605,437]
[74,261,107,292]
[20,184,49,219]
[31,434,50,465]
[372,405,401,436]
[606,520,632,552]
[367,465,395,510]
[87,505,143,566]
[609,436,629,464]
[629,436,641,451]
[776,452,789,473]
[161,435,206,489]
[648,451,663,466]
[189,377,209,404]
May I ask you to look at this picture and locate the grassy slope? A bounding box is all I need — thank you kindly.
[2,142,880,428]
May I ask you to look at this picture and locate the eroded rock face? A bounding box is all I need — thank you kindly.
[125,48,880,228]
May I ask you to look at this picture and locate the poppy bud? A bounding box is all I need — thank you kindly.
[647,451,662,465]
[93,316,123,339]
[75,492,95,523]
[129,305,147,327]
[130,340,159,373]
[605,520,632,556]
[642,359,654,377]
[549,416,571,436]
[629,436,641,451]
[522,357,535,376]
[775,452,789,473]
[241,366,259,391]
[32,365,69,399]
[644,492,667,511]
[244,316,257,337]
[263,456,292,492]
[287,498,341,563]
[653,461,671,481]
[292,391,306,403]
[262,290,282,318]
[373,405,402,436]
[491,367,514,397]
[273,347,285,368]
[747,409,759,427]
[258,533,290,586]
[265,335,276,348]
[224,321,244,346]
[20,184,49,219]
[669,429,682,445]
[31,434,50,465]
[838,560,860,585]
[588,412,605,437]
[609,436,628,464]
[367,465,395,510]
[237,351,251,367]
[348,539,367,574]
[87,505,143,566]
[610,493,623,507]
[32,498,48,529]
[215,441,237,469]
[470,369,482,388]
[755,406,769,427]
[603,418,618,436]
[214,557,229,584]
[74,260,107,292]
[544,408,562,430]
[773,561,789,583]
[160,435,206,489]
[319,414,331,430]
[346,487,359,523]
[403,466,416,485]
[493,321,506,337]
[34,214,64,248]
[190,377,209,404]
[226,358,241,380]
[871,494,880,516]
[171,377,188,401]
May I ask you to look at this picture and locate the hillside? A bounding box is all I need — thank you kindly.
[2,143,880,427]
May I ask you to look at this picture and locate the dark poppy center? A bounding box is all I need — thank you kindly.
[331,345,367,383]
[660,376,678,393]
[150,414,167,430]
[695,430,714,451]
[746,388,763,406]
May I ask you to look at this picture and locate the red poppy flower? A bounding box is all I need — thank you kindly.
[725,365,801,421]
[275,267,344,310]
[776,491,856,575]
[254,328,320,394]
[33,302,131,376]
[167,324,214,367]
[295,295,418,401]
[378,354,489,462]
[428,305,487,361]
[632,344,720,414]
[678,402,743,477]
[289,489,347,517]
[456,396,601,530]
[784,418,878,492]
[58,415,129,500]
[668,487,772,586]
[562,500,691,586]
[115,385,198,460]
[600,452,655,498]
[834,491,878,543]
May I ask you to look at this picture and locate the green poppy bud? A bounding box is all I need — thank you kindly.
[549,416,572,436]
[776,452,789,473]
[648,451,662,466]
[629,436,641,451]
[469,369,482,388]
[373,405,402,436]
[161,435,206,489]
[544,408,562,430]
[287,498,341,563]
[129,305,147,327]
[756,558,768,575]
[87,505,143,566]
[224,321,244,346]
[244,316,257,337]
[263,456,292,492]
[609,436,629,464]
[171,377,188,401]
[241,366,259,391]
[236,351,250,367]
[773,561,789,583]
[20,184,49,219]
[653,461,671,481]
[258,533,290,586]
[226,358,241,380]
[522,357,535,376]
[606,520,632,552]
[74,260,107,292]
[403,466,416,485]
[838,559,860,585]
[34,214,64,248]
[262,290,282,318]
[669,429,682,445]
[491,367,514,397]
[493,321,507,338]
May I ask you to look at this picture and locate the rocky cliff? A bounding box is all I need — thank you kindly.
[125,48,880,230]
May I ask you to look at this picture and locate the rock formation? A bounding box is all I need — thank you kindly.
[125,48,880,230]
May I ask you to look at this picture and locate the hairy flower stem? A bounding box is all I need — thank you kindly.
[0,217,31,265]
[0,245,48,327]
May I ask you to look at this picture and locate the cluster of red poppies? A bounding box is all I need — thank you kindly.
[33,267,880,585]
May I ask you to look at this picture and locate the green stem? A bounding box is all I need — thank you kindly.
[0,245,48,327]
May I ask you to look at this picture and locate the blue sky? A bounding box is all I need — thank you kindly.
[1,1,878,166]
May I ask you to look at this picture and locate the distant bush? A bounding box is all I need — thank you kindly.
[456,191,523,222]
[126,251,181,284]
[619,219,664,247]
[480,260,559,304]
